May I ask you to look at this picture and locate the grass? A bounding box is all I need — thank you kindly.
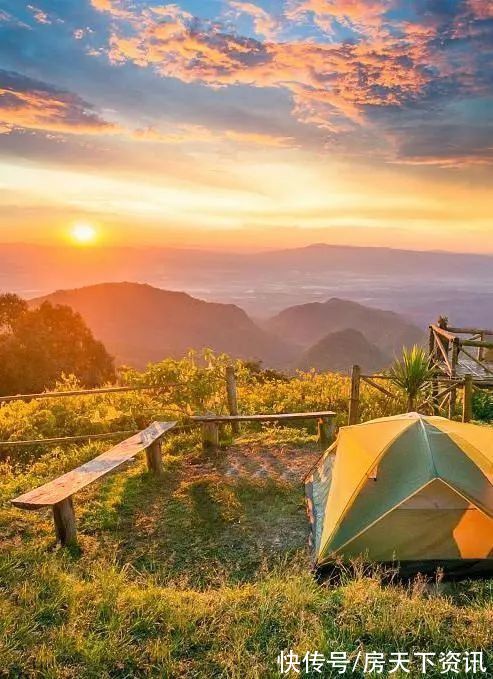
[1,429,493,677]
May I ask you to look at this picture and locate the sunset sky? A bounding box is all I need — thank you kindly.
[0,0,492,252]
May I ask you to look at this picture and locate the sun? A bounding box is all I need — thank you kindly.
[70,222,98,245]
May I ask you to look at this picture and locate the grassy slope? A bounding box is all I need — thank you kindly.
[1,430,493,678]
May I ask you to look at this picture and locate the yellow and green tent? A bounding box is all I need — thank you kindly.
[306,413,493,577]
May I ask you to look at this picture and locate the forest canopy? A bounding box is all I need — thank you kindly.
[0,294,115,395]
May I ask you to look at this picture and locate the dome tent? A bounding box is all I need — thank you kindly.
[306,413,493,578]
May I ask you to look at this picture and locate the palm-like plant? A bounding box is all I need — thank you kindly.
[388,346,435,412]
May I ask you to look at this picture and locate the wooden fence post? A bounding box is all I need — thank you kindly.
[431,378,439,415]
[451,339,460,377]
[348,365,361,425]
[225,366,240,435]
[428,326,435,363]
[449,385,457,420]
[53,497,77,546]
[145,438,164,476]
[463,374,473,423]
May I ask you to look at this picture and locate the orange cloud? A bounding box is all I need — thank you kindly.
[107,12,432,132]
[0,71,116,136]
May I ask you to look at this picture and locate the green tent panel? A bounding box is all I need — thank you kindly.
[306,414,493,575]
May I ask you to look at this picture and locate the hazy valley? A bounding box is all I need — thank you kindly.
[3,242,493,327]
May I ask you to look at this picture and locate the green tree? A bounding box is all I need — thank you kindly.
[0,294,115,395]
[0,293,28,333]
[388,345,434,412]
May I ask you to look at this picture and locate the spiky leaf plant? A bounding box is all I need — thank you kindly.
[388,345,435,412]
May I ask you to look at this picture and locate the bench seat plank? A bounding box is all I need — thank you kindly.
[191,411,335,424]
[12,421,176,510]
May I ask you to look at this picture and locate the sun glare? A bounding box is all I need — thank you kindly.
[70,222,98,245]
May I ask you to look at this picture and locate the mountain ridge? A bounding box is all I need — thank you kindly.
[297,328,390,374]
[30,282,295,368]
[266,297,425,356]
[28,282,425,371]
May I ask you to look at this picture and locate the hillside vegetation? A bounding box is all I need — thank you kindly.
[1,354,493,677]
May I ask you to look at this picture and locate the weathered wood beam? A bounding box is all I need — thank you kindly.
[360,374,390,380]
[145,439,164,476]
[460,347,493,376]
[348,365,361,426]
[201,422,219,452]
[448,327,493,336]
[430,324,457,342]
[438,391,451,412]
[0,384,178,404]
[461,339,493,349]
[361,376,396,399]
[463,374,474,423]
[318,418,336,449]
[225,366,240,435]
[433,330,453,375]
[53,497,76,546]
[449,385,457,420]
[192,411,335,424]
[451,339,460,377]
[431,377,439,415]
[432,382,459,403]
[429,326,435,363]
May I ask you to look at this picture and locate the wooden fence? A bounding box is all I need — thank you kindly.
[0,368,332,450]
[0,372,239,449]
[347,364,477,426]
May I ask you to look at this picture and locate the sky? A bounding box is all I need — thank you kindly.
[0,0,492,252]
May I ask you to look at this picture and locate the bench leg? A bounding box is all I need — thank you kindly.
[53,497,77,546]
[202,422,219,452]
[145,439,164,476]
[318,418,336,449]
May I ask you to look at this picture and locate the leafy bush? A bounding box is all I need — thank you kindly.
[473,390,493,422]
[0,351,409,465]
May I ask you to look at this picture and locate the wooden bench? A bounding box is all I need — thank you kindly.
[12,421,176,546]
[191,411,336,450]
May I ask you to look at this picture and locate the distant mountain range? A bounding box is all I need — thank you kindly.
[30,282,424,372]
[266,298,425,357]
[31,283,294,369]
[3,242,492,324]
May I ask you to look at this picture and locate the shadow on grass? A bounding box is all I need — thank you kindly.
[92,457,310,588]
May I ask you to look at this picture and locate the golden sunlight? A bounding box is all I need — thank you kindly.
[70,222,98,245]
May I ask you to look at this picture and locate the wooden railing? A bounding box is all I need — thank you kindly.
[348,364,475,426]
[429,320,493,379]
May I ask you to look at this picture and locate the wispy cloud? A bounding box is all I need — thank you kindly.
[132,122,296,148]
[27,4,51,25]
[227,1,279,39]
